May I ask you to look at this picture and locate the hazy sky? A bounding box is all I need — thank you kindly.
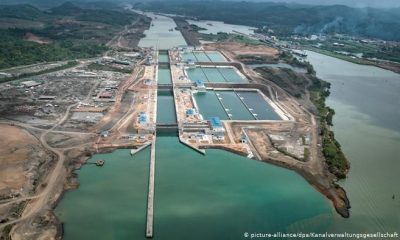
[259,0,400,8]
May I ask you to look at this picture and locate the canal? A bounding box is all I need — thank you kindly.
[53,12,400,240]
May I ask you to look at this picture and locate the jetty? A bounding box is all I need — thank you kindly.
[145,138,156,238]
[130,142,152,156]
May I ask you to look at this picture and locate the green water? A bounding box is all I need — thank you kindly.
[217,91,255,120]
[153,136,332,239]
[186,67,207,82]
[219,67,246,82]
[305,51,400,234]
[194,91,229,120]
[56,148,150,240]
[157,91,176,123]
[157,67,172,84]
[237,91,281,120]
[56,136,333,239]
[202,68,226,82]
[158,52,169,63]
[194,52,210,62]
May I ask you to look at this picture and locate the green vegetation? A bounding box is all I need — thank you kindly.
[136,1,400,41]
[0,3,140,69]
[0,29,106,69]
[237,54,278,64]
[87,63,132,74]
[0,61,78,83]
[201,32,262,45]
[294,37,400,64]
[256,67,308,98]
[308,71,350,179]
[189,24,207,32]
[279,51,315,74]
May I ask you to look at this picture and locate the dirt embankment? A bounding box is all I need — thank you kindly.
[204,42,279,60]
[0,124,52,200]
[24,33,51,45]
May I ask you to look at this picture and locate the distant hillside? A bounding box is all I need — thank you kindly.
[0,0,124,9]
[0,3,140,69]
[0,4,47,20]
[135,1,400,41]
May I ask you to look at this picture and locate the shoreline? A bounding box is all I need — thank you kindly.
[306,48,400,74]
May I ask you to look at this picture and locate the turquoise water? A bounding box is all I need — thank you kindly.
[56,136,333,239]
[194,91,229,120]
[202,68,226,82]
[56,149,150,240]
[183,52,226,63]
[157,91,176,124]
[206,52,226,62]
[158,52,169,63]
[182,52,196,62]
[187,67,246,83]
[237,91,281,120]
[157,67,172,84]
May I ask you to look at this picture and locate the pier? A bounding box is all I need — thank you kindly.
[145,139,156,238]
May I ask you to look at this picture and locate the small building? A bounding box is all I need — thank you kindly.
[192,79,206,92]
[99,91,113,99]
[209,117,225,138]
[186,108,196,117]
[21,80,41,88]
[187,59,195,65]
[240,134,248,143]
[101,131,109,137]
[138,112,147,125]
[144,79,153,85]
[146,57,153,66]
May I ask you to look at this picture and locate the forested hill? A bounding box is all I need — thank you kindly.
[0,3,139,69]
[135,1,400,41]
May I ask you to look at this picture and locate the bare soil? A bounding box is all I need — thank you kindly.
[204,42,279,59]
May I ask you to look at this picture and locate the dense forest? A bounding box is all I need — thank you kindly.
[135,1,400,41]
[0,3,138,69]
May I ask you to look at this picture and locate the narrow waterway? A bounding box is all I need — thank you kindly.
[305,51,400,233]
[138,13,186,49]
[157,91,176,124]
